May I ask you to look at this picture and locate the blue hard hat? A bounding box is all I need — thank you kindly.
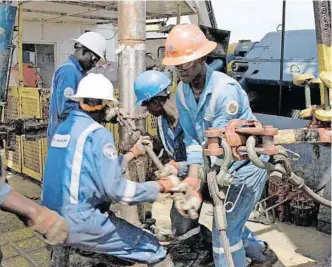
[134,70,171,106]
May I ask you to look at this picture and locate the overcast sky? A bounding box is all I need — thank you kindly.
[211,0,315,42]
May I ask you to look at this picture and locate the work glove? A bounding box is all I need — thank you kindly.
[154,160,179,179]
[29,207,69,245]
[171,177,203,220]
[130,136,153,158]
[157,175,181,193]
[105,107,130,123]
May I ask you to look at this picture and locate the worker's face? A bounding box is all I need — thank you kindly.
[81,98,107,123]
[142,96,167,117]
[176,58,205,84]
[79,49,100,71]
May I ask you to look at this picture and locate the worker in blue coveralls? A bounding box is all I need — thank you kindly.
[162,24,278,267]
[133,70,214,265]
[42,73,182,266]
[0,156,68,264]
[47,31,107,145]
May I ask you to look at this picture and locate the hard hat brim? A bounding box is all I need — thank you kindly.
[134,84,171,107]
[69,95,119,104]
[72,38,106,60]
[162,41,217,66]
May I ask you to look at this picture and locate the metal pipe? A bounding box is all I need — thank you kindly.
[176,0,181,24]
[118,0,146,144]
[117,0,147,225]
[324,85,331,111]
[278,0,286,115]
[304,84,312,108]
[18,3,23,87]
[4,44,15,104]
[313,0,331,106]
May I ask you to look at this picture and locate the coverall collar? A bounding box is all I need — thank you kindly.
[70,110,95,120]
[68,55,85,75]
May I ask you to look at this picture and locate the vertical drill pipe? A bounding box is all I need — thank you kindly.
[304,84,312,108]
[118,0,147,151]
[118,0,147,225]
[278,0,286,115]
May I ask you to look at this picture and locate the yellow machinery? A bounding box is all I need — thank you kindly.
[4,4,50,181]
[293,1,331,122]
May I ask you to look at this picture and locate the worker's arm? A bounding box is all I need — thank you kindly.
[117,136,153,170]
[0,182,68,245]
[55,67,80,119]
[175,89,203,180]
[93,133,179,205]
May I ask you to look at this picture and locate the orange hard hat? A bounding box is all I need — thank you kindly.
[162,24,217,66]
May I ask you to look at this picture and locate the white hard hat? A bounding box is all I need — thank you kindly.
[69,73,118,104]
[73,32,107,60]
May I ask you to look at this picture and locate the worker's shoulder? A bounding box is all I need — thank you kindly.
[210,71,240,88]
[56,61,79,75]
[90,126,115,144]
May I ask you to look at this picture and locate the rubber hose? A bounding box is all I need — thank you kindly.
[291,173,332,208]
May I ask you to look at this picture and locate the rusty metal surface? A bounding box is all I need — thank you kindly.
[117,1,146,154]
[275,128,332,144]
[313,0,331,47]
[118,1,145,42]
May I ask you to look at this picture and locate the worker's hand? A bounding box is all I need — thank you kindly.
[157,175,181,193]
[104,107,130,123]
[170,177,202,220]
[29,207,69,245]
[130,136,153,158]
[154,160,179,179]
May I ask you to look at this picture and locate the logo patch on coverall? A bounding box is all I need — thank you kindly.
[103,143,117,159]
[51,134,71,148]
[64,87,74,98]
[226,100,239,115]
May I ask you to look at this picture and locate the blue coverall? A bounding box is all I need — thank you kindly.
[0,176,11,207]
[42,111,166,264]
[157,116,203,239]
[47,56,85,145]
[175,65,267,266]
